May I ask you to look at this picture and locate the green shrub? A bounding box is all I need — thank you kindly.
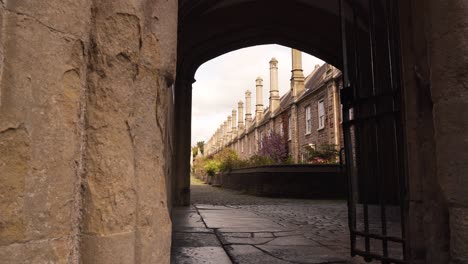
[204,159,221,176]
[248,155,275,166]
[304,144,339,164]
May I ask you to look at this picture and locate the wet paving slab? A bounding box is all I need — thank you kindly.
[171,179,387,263]
[171,205,349,264]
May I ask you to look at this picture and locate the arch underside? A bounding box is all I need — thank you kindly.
[178,0,343,79]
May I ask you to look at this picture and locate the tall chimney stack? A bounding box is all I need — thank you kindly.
[223,120,229,146]
[238,101,244,130]
[231,109,237,138]
[245,90,253,127]
[290,49,305,99]
[255,77,264,122]
[269,58,280,113]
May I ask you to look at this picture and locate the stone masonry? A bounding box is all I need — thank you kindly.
[0,1,177,263]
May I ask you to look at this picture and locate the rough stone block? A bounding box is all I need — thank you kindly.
[450,208,468,263]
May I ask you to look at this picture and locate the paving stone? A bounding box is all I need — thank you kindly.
[219,235,274,245]
[172,212,205,229]
[257,245,346,264]
[253,232,274,238]
[273,230,304,237]
[265,235,320,246]
[173,227,215,233]
[172,179,403,263]
[221,232,252,238]
[172,233,221,248]
[225,245,291,264]
[171,247,232,264]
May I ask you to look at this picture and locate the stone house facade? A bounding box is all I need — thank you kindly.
[204,50,343,163]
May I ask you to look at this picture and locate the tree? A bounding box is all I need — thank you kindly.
[192,146,199,158]
[197,141,205,155]
[258,132,289,163]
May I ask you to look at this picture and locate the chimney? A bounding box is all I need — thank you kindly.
[231,109,237,138]
[226,116,232,143]
[223,121,229,146]
[238,101,244,130]
[255,77,264,122]
[269,58,280,113]
[290,49,305,99]
[245,90,253,127]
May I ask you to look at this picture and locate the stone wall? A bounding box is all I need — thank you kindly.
[429,1,468,263]
[210,165,345,199]
[296,85,330,159]
[0,1,177,263]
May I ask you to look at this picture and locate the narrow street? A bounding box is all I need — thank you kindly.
[171,177,366,264]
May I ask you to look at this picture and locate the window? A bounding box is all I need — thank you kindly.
[260,132,264,148]
[340,104,343,123]
[318,100,325,129]
[305,106,311,134]
[241,139,244,153]
[279,122,284,137]
[288,115,292,140]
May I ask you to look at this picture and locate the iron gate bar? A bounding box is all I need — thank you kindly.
[340,0,408,263]
[353,231,405,243]
[387,1,409,259]
[369,1,390,259]
[339,0,357,257]
[354,250,406,264]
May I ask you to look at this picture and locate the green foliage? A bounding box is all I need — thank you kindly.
[247,155,275,166]
[192,146,199,157]
[204,159,221,176]
[304,144,339,164]
[193,145,296,178]
[197,141,205,155]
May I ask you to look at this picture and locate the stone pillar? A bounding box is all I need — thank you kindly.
[0,1,177,263]
[0,2,93,263]
[238,101,245,130]
[173,80,192,209]
[255,77,264,123]
[332,82,341,148]
[290,49,305,98]
[269,58,280,113]
[290,105,300,162]
[429,1,468,263]
[231,109,237,139]
[245,90,253,127]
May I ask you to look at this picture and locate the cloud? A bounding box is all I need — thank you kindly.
[192,44,324,145]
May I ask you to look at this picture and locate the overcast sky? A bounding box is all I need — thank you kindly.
[191,44,324,145]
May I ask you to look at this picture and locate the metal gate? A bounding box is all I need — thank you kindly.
[339,0,408,263]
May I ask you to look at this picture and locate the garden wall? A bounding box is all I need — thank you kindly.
[195,165,346,199]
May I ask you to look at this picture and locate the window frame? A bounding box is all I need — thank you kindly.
[318,99,325,130]
[305,105,312,135]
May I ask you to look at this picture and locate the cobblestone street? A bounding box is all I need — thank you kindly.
[171,177,380,264]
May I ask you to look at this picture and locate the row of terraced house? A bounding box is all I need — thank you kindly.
[204,49,344,163]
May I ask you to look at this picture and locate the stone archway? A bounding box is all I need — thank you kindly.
[0,0,467,263]
[173,0,343,206]
[173,1,468,264]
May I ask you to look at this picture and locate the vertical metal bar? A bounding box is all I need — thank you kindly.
[388,0,408,261]
[339,0,357,257]
[369,0,390,261]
